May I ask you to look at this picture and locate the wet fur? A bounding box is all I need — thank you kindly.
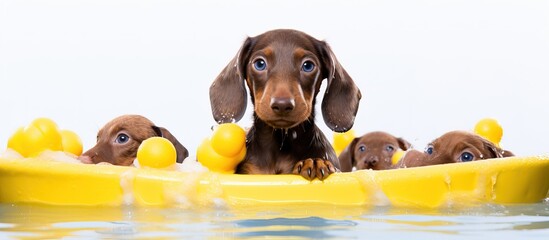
[397,131,513,168]
[339,131,411,171]
[78,115,188,166]
[209,29,361,180]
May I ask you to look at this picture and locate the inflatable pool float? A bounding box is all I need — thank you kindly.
[2,117,548,208]
[1,155,548,208]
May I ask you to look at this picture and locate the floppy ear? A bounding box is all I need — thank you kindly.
[501,149,514,157]
[338,138,359,172]
[209,37,254,124]
[317,41,362,132]
[152,126,189,163]
[481,138,504,159]
[396,137,411,151]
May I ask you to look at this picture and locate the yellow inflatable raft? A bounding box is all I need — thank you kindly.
[1,155,548,208]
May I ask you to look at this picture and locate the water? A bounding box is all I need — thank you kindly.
[1,201,548,239]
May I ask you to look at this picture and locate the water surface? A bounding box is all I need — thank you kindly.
[1,200,548,239]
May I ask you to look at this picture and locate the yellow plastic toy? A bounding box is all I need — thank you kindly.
[137,137,177,168]
[7,118,83,157]
[197,123,246,173]
[60,130,83,156]
[7,118,63,157]
[391,150,405,165]
[333,129,356,156]
[474,118,503,147]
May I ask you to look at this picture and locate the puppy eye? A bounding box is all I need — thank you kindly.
[460,152,474,162]
[301,61,315,72]
[253,59,267,71]
[386,145,395,152]
[115,133,130,144]
[425,145,434,155]
[358,145,366,152]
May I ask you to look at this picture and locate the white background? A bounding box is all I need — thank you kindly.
[1,0,548,156]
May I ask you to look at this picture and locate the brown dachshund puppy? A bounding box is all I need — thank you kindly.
[339,131,411,171]
[78,115,188,166]
[210,29,361,180]
[397,130,514,168]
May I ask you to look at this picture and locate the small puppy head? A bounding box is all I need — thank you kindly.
[79,115,188,166]
[426,131,511,165]
[210,29,361,131]
[397,130,514,168]
[339,131,411,171]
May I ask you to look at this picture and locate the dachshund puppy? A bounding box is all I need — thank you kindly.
[210,29,361,180]
[339,131,411,171]
[397,130,513,168]
[78,115,188,166]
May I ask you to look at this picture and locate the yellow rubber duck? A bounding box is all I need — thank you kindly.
[7,118,83,157]
[333,129,356,156]
[474,118,503,147]
[197,123,246,173]
[60,129,83,156]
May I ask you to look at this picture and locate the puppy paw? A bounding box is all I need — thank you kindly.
[292,158,336,181]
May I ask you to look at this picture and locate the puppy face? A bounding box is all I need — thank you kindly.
[79,115,188,166]
[426,131,508,164]
[209,29,362,132]
[398,131,513,168]
[245,32,323,129]
[339,131,410,171]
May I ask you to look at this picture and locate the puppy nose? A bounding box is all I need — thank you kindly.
[270,97,295,115]
[365,156,379,165]
[78,155,93,164]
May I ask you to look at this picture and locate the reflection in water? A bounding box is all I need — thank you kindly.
[235,217,356,239]
[0,201,548,239]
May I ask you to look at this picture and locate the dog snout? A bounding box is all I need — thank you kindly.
[270,97,295,115]
[78,155,94,164]
[365,156,379,165]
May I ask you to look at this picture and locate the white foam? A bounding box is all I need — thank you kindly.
[119,170,136,205]
[0,149,23,159]
[173,155,208,173]
[37,150,82,164]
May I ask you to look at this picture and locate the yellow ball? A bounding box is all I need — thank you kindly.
[197,137,246,174]
[137,137,177,168]
[7,127,27,156]
[474,118,503,146]
[333,129,356,156]
[391,150,405,165]
[211,123,246,157]
[60,130,83,156]
[7,118,63,157]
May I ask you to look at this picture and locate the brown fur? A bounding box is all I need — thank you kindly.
[78,115,188,166]
[339,131,411,171]
[397,130,514,168]
[209,29,361,180]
